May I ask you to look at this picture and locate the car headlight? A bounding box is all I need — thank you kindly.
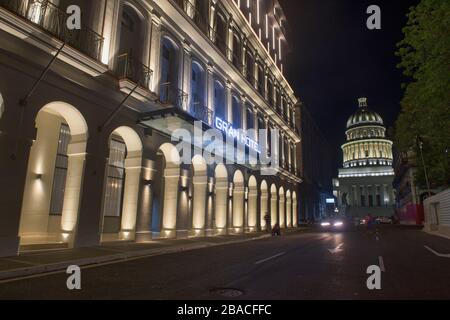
[333,221,344,227]
[321,222,331,227]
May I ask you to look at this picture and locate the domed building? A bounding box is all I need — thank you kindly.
[333,98,395,218]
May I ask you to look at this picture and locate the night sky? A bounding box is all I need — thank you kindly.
[279,0,420,173]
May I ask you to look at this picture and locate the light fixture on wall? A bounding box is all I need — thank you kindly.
[35,173,43,180]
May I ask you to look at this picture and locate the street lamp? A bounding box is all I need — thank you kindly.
[416,135,432,197]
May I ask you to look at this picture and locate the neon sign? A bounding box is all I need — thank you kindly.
[215,117,261,154]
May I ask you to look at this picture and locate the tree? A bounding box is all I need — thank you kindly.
[395,0,450,188]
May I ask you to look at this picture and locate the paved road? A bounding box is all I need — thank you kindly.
[1,226,450,299]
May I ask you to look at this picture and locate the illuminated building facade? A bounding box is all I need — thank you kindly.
[0,0,301,257]
[333,98,395,218]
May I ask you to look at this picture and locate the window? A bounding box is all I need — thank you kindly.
[50,124,70,215]
[103,137,127,217]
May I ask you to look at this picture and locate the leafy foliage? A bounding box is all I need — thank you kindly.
[395,0,450,188]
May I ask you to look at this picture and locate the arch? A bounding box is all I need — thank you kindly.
[101,126,143,241]
[158,143,181,237]
[247,175,258,231]
[286,190,292,228]
[214,164,228,233]
[232,169,245,233]
[191,155,207,234]
[160,35,182,104]
[19,102,88,247]
[270,184,278,227]
[292,191,298,227]
[279,186,286,228]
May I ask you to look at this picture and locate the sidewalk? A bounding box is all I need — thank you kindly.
[0,229,303,281]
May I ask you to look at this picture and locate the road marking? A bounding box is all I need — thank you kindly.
[328,243,344,254]
[378,256,385,272]
[424,245,450,258]
[255,252,286,265]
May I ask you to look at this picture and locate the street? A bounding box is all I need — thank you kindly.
[1,226,449,300]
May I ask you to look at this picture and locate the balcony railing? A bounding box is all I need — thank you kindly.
[159,83,188,110]
[0,0,104,62]
[116,53,153,89]
[191,102,214,125]
[183,0,209,36]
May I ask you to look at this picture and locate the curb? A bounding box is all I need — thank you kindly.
[0,234,271,281]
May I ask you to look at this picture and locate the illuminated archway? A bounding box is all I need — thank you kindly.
[191,155,207,235]
[19,102,88,246]
[232,170,245,233]
[101,126,143,242]
[158,143,181,238]
[214,164,228,234]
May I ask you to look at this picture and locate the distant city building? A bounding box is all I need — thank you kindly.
[333,98,395,218]
[393,150,426,225]
[297,104,334,222]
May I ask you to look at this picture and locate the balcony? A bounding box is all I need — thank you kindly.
[190,102,214,125]
[116,53,153,89]
[183,0,209,36]
[0,0,104,62]
[159,83,188,110]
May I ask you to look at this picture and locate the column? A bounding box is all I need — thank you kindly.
[248,187,258,231]
[0,101,34,256]
[214,176,228,234]
[206,63,214,116]
[227,19,234,61]
[119,156,142,240]
[209,0,217,41]
[161,167,180,238]
[225,80,232,123]
[181,41,192,111]
[59,139,87,246]
[149,12,162,93]
[241,95,247,130]
[135,164,154,243]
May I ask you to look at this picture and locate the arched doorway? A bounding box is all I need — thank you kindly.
[19,102,88,247]
[247,176,257,232]
[157,143,181,238]
[286,190,292,228]
[260,180,269,231]
[101,126,142,242]
[191,155,207,236]
[279,187,285,228]
[214,164,228,234]
[270,184,278,227]
[232,170,245,233]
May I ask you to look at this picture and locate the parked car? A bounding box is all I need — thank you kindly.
[376,216,393,224]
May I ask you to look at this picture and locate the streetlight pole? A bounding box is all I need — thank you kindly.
[416,135,432,197]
